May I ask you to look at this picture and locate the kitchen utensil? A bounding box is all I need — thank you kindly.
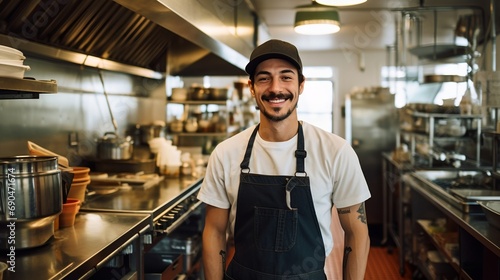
[96,132,134,160]
[450,189,500,202]
[478,201,500,229]
[138,121,167,145]
[0,155,62,249]
[27,141,70,169]
[189,87,209,100]
[98,69,118,134]
[171,88,188,101]
[184,117,198,132]
[207,87,229,100]
[169,118,184,133]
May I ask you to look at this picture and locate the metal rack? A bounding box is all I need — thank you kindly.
[399,111,482,168]
[382,153,415,276]
[482,131,500,189]
[384,111,483,276]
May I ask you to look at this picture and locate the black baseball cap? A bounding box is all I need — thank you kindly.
[245,39,303,77]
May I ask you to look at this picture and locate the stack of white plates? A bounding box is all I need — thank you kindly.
[0,45,30,79]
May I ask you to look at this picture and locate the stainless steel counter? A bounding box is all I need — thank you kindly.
[0,176,203,280]
[0,212,150,280]
[80,177,203,228]
[404,173,500,257]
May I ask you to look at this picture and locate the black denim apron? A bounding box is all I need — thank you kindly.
[226,123,327,280]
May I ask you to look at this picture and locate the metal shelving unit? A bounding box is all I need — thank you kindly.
[0,76,57,99]
[399,111,482,168]
[166,99,241,154]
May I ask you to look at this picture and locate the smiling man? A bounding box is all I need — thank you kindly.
[198,39,371,280]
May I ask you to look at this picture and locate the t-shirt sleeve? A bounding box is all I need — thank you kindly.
[197,147,231,209]
[331,144,371,208]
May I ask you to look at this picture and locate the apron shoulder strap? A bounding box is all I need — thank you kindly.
[295,122,306,174]
[240,124,260,170]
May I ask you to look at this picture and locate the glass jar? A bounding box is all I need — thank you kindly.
[184,117,198,133]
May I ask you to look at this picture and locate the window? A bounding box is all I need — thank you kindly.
[298,67,334,132]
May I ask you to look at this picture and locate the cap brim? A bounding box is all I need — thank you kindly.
[245,53,302,76]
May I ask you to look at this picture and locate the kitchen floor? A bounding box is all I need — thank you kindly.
[364,246,413,280]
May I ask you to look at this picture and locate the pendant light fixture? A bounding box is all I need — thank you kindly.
[294,1,341,35]
[316,0,367,6]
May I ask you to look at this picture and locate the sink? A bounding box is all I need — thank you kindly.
[409,169,495,213]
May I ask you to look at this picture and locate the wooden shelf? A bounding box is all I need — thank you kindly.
[167,99,230,106]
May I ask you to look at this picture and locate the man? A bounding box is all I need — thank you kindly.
[197,39,371,279]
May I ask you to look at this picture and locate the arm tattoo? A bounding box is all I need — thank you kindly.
[337,204,368,224]
[337,208,350,215]
[357,203,367,224]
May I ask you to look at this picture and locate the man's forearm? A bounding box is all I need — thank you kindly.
[202,229,227,280]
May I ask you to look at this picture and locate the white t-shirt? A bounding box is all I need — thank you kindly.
[197,122,371,255]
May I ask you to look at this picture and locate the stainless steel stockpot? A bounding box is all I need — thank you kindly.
[0,155,62,249]
[96,132,134,160]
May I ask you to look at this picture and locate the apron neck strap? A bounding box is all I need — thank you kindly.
[240,122,306,174]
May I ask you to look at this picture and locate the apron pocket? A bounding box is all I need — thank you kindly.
[254,207,297,252]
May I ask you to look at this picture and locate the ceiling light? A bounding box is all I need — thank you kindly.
[294,3,341,35]
[316,0,367,6]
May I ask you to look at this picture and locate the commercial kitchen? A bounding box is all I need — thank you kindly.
[1,0,500,279]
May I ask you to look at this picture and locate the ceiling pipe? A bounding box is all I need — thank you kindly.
[490,0,496,72]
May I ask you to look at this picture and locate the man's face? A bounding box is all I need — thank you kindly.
[249,58,304,122]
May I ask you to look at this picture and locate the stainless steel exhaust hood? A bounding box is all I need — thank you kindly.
[0,0,254,78]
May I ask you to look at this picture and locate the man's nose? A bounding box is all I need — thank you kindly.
[269,78,282,93]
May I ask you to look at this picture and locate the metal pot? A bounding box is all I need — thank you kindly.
[140,123,167,145]
[207,87,229,100]
[97,132,134,160]
[0,155,62,249]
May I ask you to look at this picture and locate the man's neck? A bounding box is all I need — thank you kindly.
[258,117,299,142]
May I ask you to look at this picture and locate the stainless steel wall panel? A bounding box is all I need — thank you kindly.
[0,57,166,164]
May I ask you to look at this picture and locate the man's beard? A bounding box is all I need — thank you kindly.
[258,93,298,122]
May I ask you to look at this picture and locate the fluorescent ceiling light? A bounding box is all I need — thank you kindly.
[294,3,341,35]
[316,0,367,6]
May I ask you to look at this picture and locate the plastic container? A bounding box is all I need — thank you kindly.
[0,45,25,60]
[59,198,80,227]
[0,61,30,78]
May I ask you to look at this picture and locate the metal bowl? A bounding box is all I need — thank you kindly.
[478,201,500,229]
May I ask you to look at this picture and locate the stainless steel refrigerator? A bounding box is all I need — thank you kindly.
[344,87,398,225]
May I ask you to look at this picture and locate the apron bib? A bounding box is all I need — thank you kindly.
[226,123,326,280]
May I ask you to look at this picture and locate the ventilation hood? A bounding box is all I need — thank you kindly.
[0,0,254,78]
